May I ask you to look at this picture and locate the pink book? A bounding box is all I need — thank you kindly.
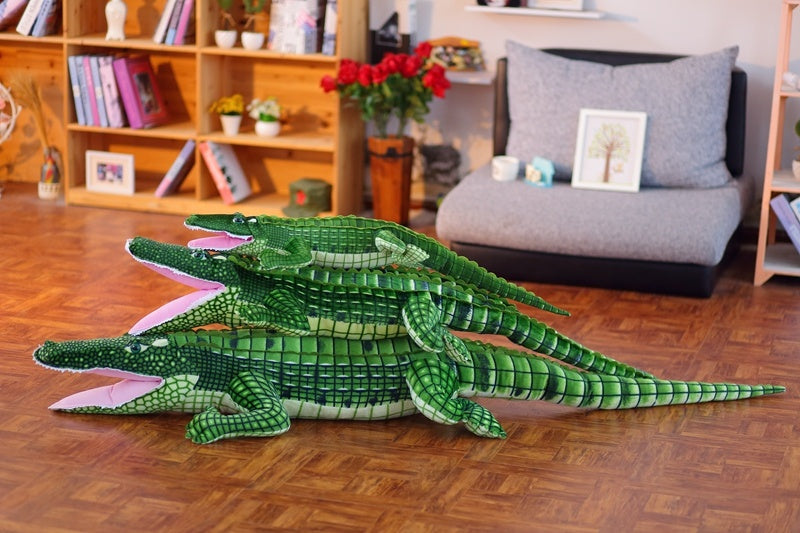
[82,56,101,126]
[173,0,193,45]
[113,56,142,128]
[199,141,251,205]
[98,56,126,127]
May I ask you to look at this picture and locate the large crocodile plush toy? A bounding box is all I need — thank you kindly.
[184,213,568,316]
[125,236,648,377]
[33,329,784,444]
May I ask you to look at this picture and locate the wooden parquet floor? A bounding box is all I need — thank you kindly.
[2,181,800,532]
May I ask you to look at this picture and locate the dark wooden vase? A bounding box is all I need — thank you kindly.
[367,135,414,225]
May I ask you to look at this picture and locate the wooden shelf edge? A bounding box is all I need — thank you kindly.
[464,5,605,19]
[762,243,800,277]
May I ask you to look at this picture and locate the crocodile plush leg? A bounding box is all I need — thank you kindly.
[257,237,313,270]
[401,292,472,364]
[185,371,290,444]
[375,230,430,267]
[406,358,507,438]
[237,289,312,335]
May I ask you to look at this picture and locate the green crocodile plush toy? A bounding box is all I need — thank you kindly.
[184,213,568,316]
[33,330,784,444]
[125,236,649,377]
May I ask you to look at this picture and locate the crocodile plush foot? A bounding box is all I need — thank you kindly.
[185,371,290,444]
[406,358,506,438]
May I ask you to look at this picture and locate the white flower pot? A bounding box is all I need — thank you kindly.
[219,114,242,136]
[215,30,237,49]
[255,120,280,137]
[793,159,800,180]
[241,31,265,50]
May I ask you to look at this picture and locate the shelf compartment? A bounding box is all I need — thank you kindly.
[763,242,800,276]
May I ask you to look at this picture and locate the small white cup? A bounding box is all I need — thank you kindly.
[492,155,519,182]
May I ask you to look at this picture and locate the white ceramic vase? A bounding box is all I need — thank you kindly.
[214,30,237,49]
[241,31,265,50]
[220,114,242,136]
[255,120,280,137]
[105,0,127,41]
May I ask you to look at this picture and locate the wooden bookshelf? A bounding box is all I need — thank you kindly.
[0,0,367,216]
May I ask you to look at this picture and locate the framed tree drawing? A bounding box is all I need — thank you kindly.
[571,109,647,192]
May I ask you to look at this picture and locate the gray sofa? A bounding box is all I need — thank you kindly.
[436,43,750,297]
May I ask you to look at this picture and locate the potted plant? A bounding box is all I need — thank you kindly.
[241,0,267,50]
[320,41,451,224]
[209,93,244,136]
[214,0,238,48]
[247,97,281,137]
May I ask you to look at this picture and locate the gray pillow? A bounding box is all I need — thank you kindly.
[504,41,738,188]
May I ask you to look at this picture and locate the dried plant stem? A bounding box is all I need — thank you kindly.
[9,72,50,149]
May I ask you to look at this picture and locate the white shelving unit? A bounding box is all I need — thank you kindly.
[465,5,605,20]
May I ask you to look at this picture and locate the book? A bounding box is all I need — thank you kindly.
[112,55,169,129]
[82,55,101,126]
[73,55,95,125]
[164,0,184,45]
[155,139,195,197]
[89,55,109,127]
[98,55,126,128]
[790,196,800,223]
[321,0,337,55]
[14,0,41,34]
[0,0,29,31]
[67,55,87,126]
[152,0,178,43]
[30,0,59,36]
[770,194,800,254]
[172,0,193,45]
[198,141,252,204]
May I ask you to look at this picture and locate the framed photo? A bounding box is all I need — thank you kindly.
[571,109,647,193]
[85,150,135,195]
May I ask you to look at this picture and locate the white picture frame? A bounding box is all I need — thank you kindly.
[533,0,584,11]
[571,109,647,193]
[85,150,135,195]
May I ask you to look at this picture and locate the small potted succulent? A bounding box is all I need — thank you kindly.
[241,0,267,50]
[247,97,281,137]
[209,93,244,136]
[214,0,238,48]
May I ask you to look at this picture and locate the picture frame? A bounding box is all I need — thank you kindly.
[85,150,135,195]
[533,0,584,11]
[571,108,647,193]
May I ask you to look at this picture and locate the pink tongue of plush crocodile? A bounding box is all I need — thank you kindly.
[49,370,162,410]
[187,233,252,251]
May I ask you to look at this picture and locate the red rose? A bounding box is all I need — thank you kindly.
[320,75,337,93]
[414,41,432,59]
[423,64,450,98]
[371,64,389,84]
[338,59,359,85]
[357,64,373,87]
[399,54,422,78]
[380,53,400,75]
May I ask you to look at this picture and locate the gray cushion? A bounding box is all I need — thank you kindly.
[505,41,738,188]
[436,165,753,266]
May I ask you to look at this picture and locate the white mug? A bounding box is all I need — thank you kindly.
[492,155,519,182]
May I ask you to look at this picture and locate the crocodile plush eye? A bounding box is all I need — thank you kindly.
[232,213,245,224]
[124,342,148,354]
[191,250,210,260]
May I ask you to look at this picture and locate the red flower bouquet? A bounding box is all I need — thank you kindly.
[321,41,451,138]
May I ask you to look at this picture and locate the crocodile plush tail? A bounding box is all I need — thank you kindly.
[462,340,786,409]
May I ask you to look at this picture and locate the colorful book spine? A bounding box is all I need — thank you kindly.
[14,0,42,34]
[98,55,125,128]
[113,57,143,128]
[89,55,109,127]
[82,55,101,126]
[199,141,252,205]
[30,0,59,37]
[155,139,195,197]
[74,55,95,126]
[0,0,30,32]
[164,0,184,45]
[770,194,800,255]
[152,0,177,43]
[173,0,193,45]
[67,55,86,125]
[321,0,337,55]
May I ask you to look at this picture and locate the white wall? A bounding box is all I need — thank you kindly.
[412,0,792,205]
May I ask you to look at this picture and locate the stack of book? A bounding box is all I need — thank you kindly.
[198,141,251,204]
[152,0,195,45]
[67,54,169,129]
[770,193,800,254]
[268,0,337,55]
[11,0,60,36]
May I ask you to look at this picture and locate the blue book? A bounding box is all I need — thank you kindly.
[67,55,86,125]
[89,55,109,127]
[770,194,800,255]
